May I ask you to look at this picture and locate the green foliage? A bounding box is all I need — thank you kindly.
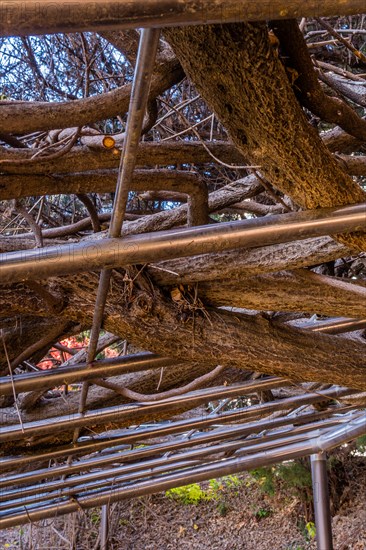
[305,521,316,540]
[223,474,242,489]
[355,434,366,453]
[253,506,272,520]
[250,461,312,498]
[90,509,100,525]
[165,475,242,505]
[276,462,312,491]
[216,501,229,517]
[249,466,276,496]
[165,483,211,505]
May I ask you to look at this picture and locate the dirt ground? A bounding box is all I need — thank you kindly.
[1,457,365,550]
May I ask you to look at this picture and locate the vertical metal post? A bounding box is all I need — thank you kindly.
[311,452,333,550]
[100,504,109,550]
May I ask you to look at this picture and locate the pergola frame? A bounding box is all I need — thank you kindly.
[0,4,365,548]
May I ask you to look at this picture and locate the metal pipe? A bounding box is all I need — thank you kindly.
[1,404,354,474]
[301,317,366,334]
[0,377,288,442]
[0,353,170,396]
[311,453,334,550]
[109,28,161,238]
[0,426,335,513]
[318,412,366,452]
[1,413,363,528]
[1,382,356,443]
[100,505,109,550]
[1,202,365,284]
[0,1,364,37]
[1,407,354,486]
[87,27,160,362]
[0,416,346,499]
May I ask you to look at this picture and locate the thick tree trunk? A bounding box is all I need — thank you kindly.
[2,272,365,391]
[165,23,366,250]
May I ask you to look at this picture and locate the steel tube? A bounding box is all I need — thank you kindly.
[0,440,331,529]
[100,505,109,550]
[303,317,366,334]
[0,353,170,396]
[86,27,160,363]
[109,28,160,238]
[0,1,364,37]
[1,413,364,528]
[318,413,366,451]
[1,405,353,474]
[0,426,333,512]
[311,453,334,550]
[1,203,365,284]
[0,377,288,442]
[1,408,354,487]
[0,416,345,498]
[1,383,356,443]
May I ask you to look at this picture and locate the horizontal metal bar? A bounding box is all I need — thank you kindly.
[0,423,339,511]
[0,377,288,442]
[1,203,365,284]
[1,412,348,493]
[303,317,366,334]
[1,404,354,474]
[319,413,366,451]
[0,353,170,396]
[1,413,364,529]
[0,1,364,37]
[0,384,357,444]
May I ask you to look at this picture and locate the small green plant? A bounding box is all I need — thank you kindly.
[355,434,366,453]
[90,509,100,525]
[249,466,276,496]
[217,501,229,516]
[276,462,312,491]
[165,483,211,505]
[165,475,243,506]
[254,506,272,520]
[305,521,316,540]
[224,474,242,489]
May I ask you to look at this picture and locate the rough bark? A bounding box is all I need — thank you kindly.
[165,23,366,250]
[272,19,366,141]
[1,1,364,37]
[1,272,365,391]
[148,236,351,285]
[0,316,80,376]
[197,269,366,318]
[0,141,246,174]
[0,169,201,201]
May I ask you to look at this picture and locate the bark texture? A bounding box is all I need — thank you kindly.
[1,272,365,391]
[165,23,366,250]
